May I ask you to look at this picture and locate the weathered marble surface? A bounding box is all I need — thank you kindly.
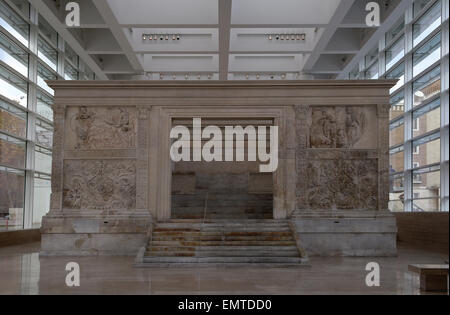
[63,159,136,210]
[65,106,136,149]
[302,159,378,210]
[41,80,396,256]
[309,106,377,149]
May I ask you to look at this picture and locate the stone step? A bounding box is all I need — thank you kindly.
[162,219,288,224]
[134,262,307,268]
[148,245,298,251]
[145,250,300,257]
[172,207,273,213]
[142,256,305,264]
[152,231,293,236]
[151,240,297,246]
[151,235,294,242]
[171,215,273,220]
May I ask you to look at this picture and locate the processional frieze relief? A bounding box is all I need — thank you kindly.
[65,106,137,150]
[308,106,377,149]
[63,159,136,210]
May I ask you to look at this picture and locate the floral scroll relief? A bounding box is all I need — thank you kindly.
[304,159,378,210]
[63,160,136,210]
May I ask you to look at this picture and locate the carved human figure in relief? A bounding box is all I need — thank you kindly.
[71,106,95,149]
[310,110,337,147]
[68,107,136,149]
[310,107,366,148]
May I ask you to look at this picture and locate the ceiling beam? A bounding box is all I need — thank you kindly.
[302,0,356,72]
[28,0,108,80]
[92,0,143,72]
[218,0,232,80]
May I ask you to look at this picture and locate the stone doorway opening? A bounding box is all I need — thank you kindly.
[170,118,274,220]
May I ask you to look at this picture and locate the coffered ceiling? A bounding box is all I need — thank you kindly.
[29,0,410,80]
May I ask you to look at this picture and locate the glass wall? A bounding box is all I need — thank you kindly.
[0,1,96,230]
[350,0,448,212]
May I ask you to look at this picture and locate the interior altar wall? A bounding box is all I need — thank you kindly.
[40,80,397,256]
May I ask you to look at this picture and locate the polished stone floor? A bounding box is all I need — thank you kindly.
[0,242,447,295]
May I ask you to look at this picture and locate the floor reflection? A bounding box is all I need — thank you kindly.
[0,242,447,295]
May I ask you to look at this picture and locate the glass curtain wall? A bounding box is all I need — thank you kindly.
[348,0,449,212]
[0,0,96,230]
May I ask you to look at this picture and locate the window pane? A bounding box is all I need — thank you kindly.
[412,169,440,211]
[38,36,57,71]
[0,65,27,107]
[365,62,378,79]
[389,200,404,211]
[36,90,53,121]
[0,31,28,77]
[37,62,56,96]
[413,66,440,107]
[385,18,404,45]
[0,1,29,47]
[38,14,57,46]
[0,167,25,230]
[385,62,404,93]
[9,0,29,18]
[413,32,441,77]
[389,174,404,211]
[0,99,26,138]
[385,36,404,71]
[83,65,95,80]
[390,90,405,120]
[413,1,441,46]
[33,174,51,228]
[413,135,440,167]
[365,47,378,68]
[414,0,434,17]
[349,66,361,79]
[0,133,26,169]
[389,119,404,147]
[36,119,53,148]
[390,148,404,173]
[413,98,440,137]
[65,44,78,68]
[35,145,52,174]
[64,61,78,80]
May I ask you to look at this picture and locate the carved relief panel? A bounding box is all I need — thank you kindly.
[308,106,378,149]
[63,160,136,210]
[65,106,137,150]
[302,159,378,210]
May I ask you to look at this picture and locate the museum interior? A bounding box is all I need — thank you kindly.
[0,0,448,295]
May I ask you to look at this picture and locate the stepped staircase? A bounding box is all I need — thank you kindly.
[135,219,308,267]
